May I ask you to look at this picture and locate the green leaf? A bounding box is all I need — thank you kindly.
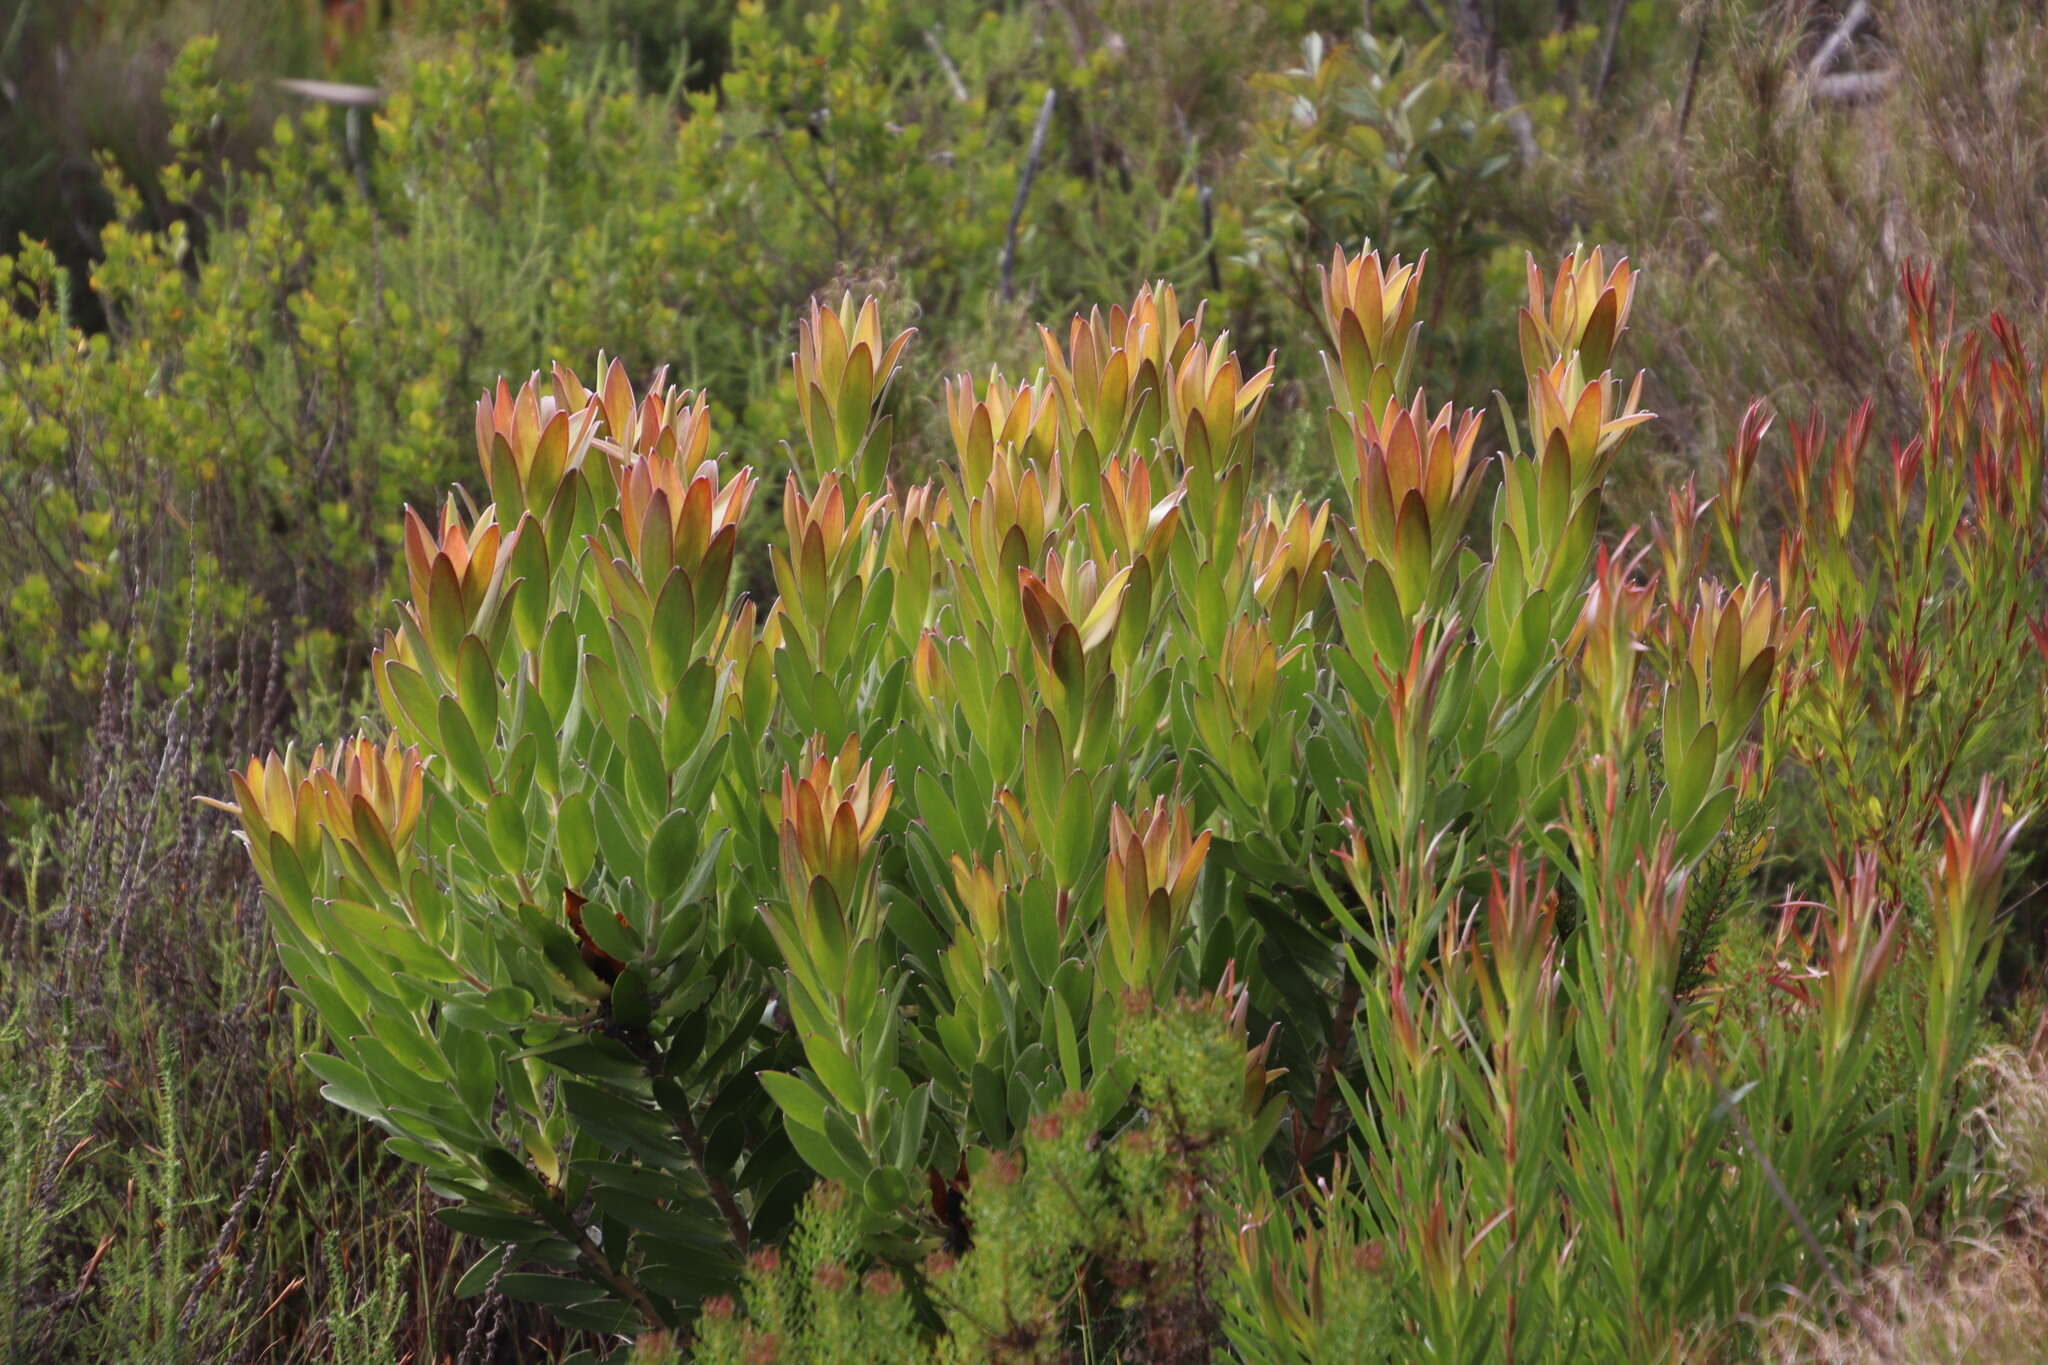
[862,1164,910,1214]
[486,790,528,877]
[645,807,699,904]
[1050,989,1084,1091]
[538,612,580,719]
[802,1032,869,1117]
[456,633,500,743]
[437,1204,553,1243]
[582,652,635,749]
[444,1021,498,1120]
[758,1070,830,1133]
[437,695,495,802]
[382,658,445,751]
[453,1245,513,1299]
[558,791,597,885]
[498,1273,604,1309]
[302,1052,385,1122]
[783,1113,868,1188]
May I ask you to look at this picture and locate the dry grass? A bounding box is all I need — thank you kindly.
[1763,1047,2048,1365]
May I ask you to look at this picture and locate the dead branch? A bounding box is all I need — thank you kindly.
[1001,88,1058,300]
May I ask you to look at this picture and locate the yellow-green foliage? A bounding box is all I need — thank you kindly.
[208,242,2028,1360]
[12,8,2048,1364]
[1,6,1530,822]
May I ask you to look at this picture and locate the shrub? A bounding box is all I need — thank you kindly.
[1237,26,1519,401]
[1710,269,2048,886]
[207,245,2026,1361]
[0,0,1336,825]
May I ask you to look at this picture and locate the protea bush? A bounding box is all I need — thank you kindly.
[214,249,2023,1361]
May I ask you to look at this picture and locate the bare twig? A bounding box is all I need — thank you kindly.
[1492,64,1542,165]
[1807,0,1873,80]
[1791,2,1894,107]
[1001,88,1058,301]
[1676,16,1711,146]
[1450,0,1542,163]
[923,29,970,105]
[1593,0,1627,103]
[272,77,383,108]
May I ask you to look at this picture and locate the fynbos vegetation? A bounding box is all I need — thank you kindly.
[210,252,2036,1360]
[6,3,2048,1362]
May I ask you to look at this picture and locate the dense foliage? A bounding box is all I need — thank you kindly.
[6,2,2048,1362]
[0,0,1535,815]
[213,253,2033,1361]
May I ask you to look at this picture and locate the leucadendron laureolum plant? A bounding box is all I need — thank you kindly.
[216,247,2021,1361]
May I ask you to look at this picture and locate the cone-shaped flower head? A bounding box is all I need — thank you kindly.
[776,734,894,916]
[1246,495,1335,635]
[1320,244,1425,419]
[945,370,1057,490]
[1103,797,1212,991]
[1344,391,1486,615]
[475,371,602,513]
[207,735,424,887]
[793,293,914,490]
[1519,245,1635,381]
